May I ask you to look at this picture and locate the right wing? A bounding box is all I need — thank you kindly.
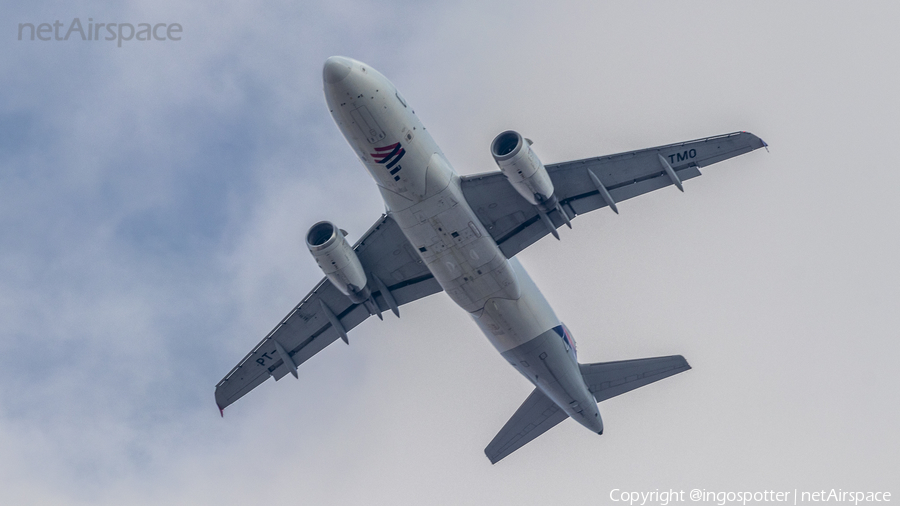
[462,131,767,258]
[215,214,442,413]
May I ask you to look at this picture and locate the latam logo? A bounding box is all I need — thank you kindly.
[370,142,405,181]
[553,324,577,358]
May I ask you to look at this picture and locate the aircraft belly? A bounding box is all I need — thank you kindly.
[325,60,527,315]
[381,157,562,352]
[380,166,522,313]
[324,61,584,414]
[470,257,560,352]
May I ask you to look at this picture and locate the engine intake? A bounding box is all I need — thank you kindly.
[491,130,557,212]
[306,221,371,304]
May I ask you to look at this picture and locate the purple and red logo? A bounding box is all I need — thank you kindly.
[553,324,577,358]
[370,142,405,181]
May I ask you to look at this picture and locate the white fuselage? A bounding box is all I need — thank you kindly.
[322,57,602,432]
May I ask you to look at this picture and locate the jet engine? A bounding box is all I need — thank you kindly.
[490,130,558,212]
[306,221,371,304]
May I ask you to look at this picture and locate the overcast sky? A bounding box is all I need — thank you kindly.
[2,1,898,505]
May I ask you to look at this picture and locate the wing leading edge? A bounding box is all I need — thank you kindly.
[215,214,442,413]
[462,131,767,258]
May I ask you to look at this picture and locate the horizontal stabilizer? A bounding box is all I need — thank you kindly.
[579,355,691,403]
[484,387,569,464]
[485,355,690,464]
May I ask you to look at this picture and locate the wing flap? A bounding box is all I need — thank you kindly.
[491,166,703,257]
[568,167,702,216]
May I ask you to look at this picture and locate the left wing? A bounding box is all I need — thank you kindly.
[215,214,442,413]
[461,131,767,258]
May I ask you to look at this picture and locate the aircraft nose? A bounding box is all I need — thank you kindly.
[323,56,353,84]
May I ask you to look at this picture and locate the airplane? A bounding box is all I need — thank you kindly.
[215,56,767,463]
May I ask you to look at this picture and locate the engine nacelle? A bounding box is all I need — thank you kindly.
[491,130,558,212]
[306,221,371,304]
